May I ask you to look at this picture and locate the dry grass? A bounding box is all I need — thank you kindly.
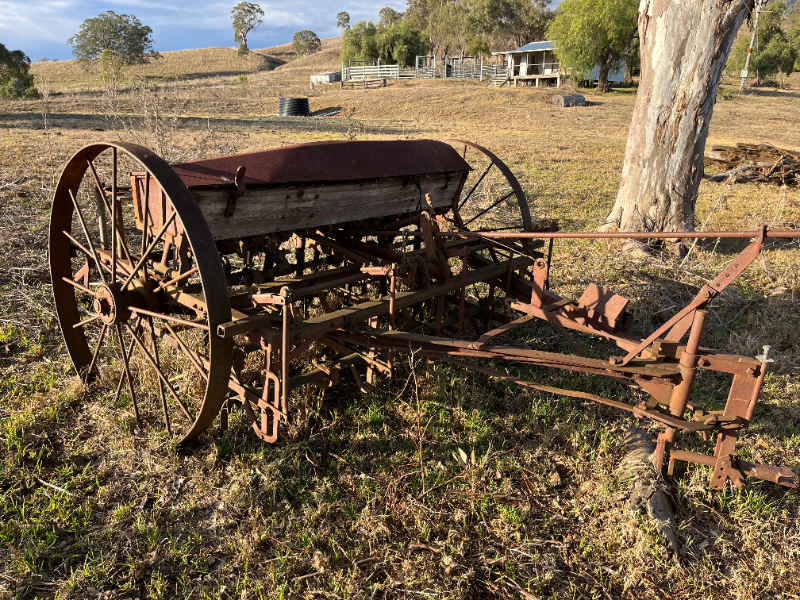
[1,60,800,600]
[29,37,343,94]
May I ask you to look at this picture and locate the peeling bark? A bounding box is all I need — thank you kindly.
[604,0,755,232]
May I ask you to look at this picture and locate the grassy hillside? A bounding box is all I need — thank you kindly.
[29,37,343,93]
[264,37,344,76]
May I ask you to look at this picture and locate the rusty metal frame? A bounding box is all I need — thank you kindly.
[50,139,799,490]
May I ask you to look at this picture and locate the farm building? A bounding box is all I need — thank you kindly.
[492,41,626,87]
[310,71,341,84]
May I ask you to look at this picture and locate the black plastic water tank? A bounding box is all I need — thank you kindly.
[278,97,310,117]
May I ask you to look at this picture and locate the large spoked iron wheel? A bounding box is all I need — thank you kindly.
[446,140,535,255]
[49,142,233,443]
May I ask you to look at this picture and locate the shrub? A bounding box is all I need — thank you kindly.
[0,77,39,100]
[0,43,38,99]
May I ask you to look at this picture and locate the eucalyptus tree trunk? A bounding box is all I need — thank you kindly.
[603,0,755,234]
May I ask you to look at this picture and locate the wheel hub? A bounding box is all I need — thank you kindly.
[93,283,129,325]
[93,281,158,325]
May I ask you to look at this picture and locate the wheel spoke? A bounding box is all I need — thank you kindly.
[113,365,126,409]
[124,321,195,424]
[148,317,170,433]
[154,266,198,292]
[129,306,209,331]
[62,230,93,260]
[111,204,133,264]
[68,189,107,284]
[111,148,118,283]
[86,157,133,264]
[113,320,141,423]
[121,211,177,290]
[458,162,493,212]
[73,314,103,329]
[463,190,515,228]
[114,323,141,424]
[87,322,108,375]
[141,172,150,280]
[162,321,209,382]
[62,276,93,295]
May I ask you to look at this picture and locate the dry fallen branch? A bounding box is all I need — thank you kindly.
[705,142,800,186]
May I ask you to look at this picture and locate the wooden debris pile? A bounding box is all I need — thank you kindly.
[705,143,800,186]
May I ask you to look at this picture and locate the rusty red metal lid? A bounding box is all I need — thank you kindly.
[169,140,470,189]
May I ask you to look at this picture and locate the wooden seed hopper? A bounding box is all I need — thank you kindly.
[50,140,798,490]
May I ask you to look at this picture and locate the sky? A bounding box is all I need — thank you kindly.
[0,0,409,61]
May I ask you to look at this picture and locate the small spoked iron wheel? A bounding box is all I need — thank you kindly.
[49,142,233,442]
[446,140,534,255]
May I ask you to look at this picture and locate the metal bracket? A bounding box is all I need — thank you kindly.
[225,166,247,218]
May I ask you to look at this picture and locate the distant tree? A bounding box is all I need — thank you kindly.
[758,34,798,80]
[231,2,264,54]
[341,21,380,63]
[341,18,427,66]
[623,33,640,83]
[790,10,800,69]
[377,20,429,66]
[337,11,351,30]
[379,7,404,26]
[465,35,491,58]
[0,43,38,99]
[504,0,553,48]
[405,0,552,56]
[428,2,471,54]
[293,30,322,57]
[68,11,159,85]
[405,0,466,54]
[546,0,638,92]
[463,0,508,46]
[727,1,797,82]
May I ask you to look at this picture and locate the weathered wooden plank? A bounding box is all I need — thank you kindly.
[191,172,465,241]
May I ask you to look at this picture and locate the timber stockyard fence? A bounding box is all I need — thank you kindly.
[342,64,508,82]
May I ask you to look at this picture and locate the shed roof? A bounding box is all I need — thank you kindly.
[493,41,554,55]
